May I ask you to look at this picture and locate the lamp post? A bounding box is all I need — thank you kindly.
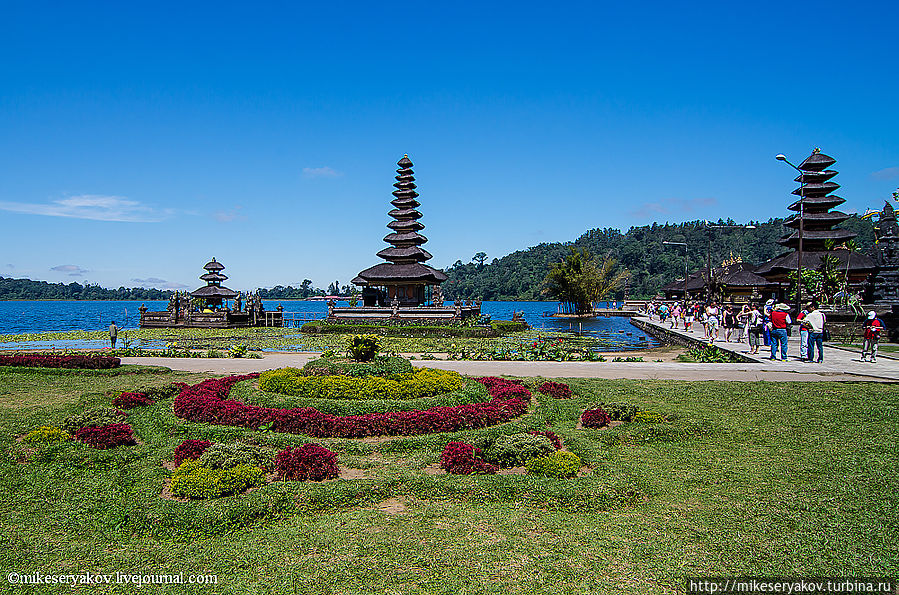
[662,241,688,303]
[776,153,805,315]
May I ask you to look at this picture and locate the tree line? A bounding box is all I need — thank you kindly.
[442,216,875,301]
[0,277,173,301]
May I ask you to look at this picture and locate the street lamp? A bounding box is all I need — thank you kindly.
[776,153,805,314]
[662,241,688,303]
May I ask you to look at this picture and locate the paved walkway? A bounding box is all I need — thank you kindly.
[120,328,899,382]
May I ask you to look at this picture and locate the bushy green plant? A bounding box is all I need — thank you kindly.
[199,442,275,471]
[480,433,556,468]
[601,402,638,422]
[302,355,412,378]
[23,425,71,444]
[143,382,184,400]
[229,344,248,358]
[259,367,467,400]
[169,460,266,499]
[526,450,582,479]
[61,406,126,434]
[347,334,380,362]
[633,411,667,424]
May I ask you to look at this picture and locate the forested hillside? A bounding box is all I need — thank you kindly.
[0,277,173,300]
[443,216,875,300]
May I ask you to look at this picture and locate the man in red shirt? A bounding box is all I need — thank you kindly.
[862,310,884,363]
[769,303,792,361]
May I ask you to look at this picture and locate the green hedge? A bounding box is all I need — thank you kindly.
[248,380,489,415]
[302,356,412,377]
[301,321,498,338]
[259,367,468,401]
[526,451,582,479]
[169,460,266,499]
[490,320,529,333]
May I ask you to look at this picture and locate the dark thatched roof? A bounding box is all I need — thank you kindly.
[190,285,239,299]
[755,250,876,275]
[203,258,225,271]
[353,263,447,285]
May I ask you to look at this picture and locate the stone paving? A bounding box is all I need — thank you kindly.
[119,317,899,382]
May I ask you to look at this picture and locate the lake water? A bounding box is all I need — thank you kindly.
[0,300,656,350]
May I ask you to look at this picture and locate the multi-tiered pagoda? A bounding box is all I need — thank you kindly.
[352,155,447,306]
[757,149,875,291]
[190,258,238,310]
[871,201,899,305]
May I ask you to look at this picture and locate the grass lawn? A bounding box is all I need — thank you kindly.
[1,366,896,594]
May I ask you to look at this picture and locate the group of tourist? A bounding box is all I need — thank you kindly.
[643,298,885,363]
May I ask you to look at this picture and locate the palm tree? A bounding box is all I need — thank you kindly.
[543,247,629,314]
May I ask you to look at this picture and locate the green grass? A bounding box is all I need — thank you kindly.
[838,343,899,353]
[1,369,897,594]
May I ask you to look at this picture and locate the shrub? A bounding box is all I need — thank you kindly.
[62,406,127,434]
[491,320,529,333]
[259,367,467,401]
[199,442,275,471]
[601,402,638,422]
[169,460,266,499]
[143,382,186,400]
[482,433,555,468]
[112,391,154,409]
[347,334,380,362]
[526,451,582,479]
[275,444,339,481]
[633,411,667,424]
[440,442,496,475]
[302,356,413,378]
[74,423,135,449]
[172,374,529,438]
[537,381,572,399]
[173,439,213,467]
[0,353,120,369]
[529,430,563,450]
[581,407,611,428]
[23,425,71,445]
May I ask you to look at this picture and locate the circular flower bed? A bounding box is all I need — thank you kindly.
[172,375,529,438]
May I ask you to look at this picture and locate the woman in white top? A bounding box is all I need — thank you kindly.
[706,302,720,343]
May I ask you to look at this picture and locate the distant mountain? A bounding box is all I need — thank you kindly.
[0,277,174,301]
[442,216,875,301]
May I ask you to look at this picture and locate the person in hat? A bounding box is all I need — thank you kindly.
[804,302,826,363]
[768,303,792,361]
[796,304,810,361]
[861,310,884,362]
[763,298,775,346]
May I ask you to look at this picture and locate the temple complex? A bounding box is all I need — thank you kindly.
[870,201,899,305]
[190,258,238,310]
[756,149,876,296]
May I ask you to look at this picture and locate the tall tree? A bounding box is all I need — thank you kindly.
[542,248,628,314]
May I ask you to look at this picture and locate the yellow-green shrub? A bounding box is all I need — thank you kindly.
[169,460,266,499]
[23,425,71,445]
[259,367,467,400]
[633,411,667,424]
[526,451,582,479]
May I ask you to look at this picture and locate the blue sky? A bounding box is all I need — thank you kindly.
[1,1,897,292]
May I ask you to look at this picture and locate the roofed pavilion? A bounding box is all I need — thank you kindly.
[190,258,238,309]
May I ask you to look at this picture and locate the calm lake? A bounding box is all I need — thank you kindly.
[0,300,656,350]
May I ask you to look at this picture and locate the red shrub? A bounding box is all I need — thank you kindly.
[112,391,154,409]
[0,353,120,369]
[529,430,562,450]
[581,407,611,428]
[537,381,572,399]
[171,374,529,439]
[173,439,213,466]
[440,441,497,475]
[275,444,339,481]
[74,423,135,449]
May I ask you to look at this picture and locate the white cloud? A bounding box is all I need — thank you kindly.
[871,167,899,181]
[132,277,189,289]
[51,264,90,276]
[0,194,173,222]
[302,166,342,179]
[628,197,718,218]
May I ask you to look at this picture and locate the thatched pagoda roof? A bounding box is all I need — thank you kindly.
[352,263,447,285]
[203,258,225,271]
[190,285,239,299]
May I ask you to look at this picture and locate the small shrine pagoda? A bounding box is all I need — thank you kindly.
[756,149,876,293]
[352,155,448,306]
[190,258,238,310]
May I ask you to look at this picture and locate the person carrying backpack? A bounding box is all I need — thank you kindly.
[861,310,885,363]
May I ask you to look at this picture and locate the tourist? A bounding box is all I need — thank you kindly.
[109,321,118,349]
[763,299,775,346]
[736,304,750,343]
[670,302,681,329]
[804,302,826,363]
[747,303,763,355]
[658,302,669,324]
[861,310,884,362]
[768,303,792,361]
[684,305,694,332]
[706,301,720,343]
[723,305,737,342]
[796,305,810,361]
